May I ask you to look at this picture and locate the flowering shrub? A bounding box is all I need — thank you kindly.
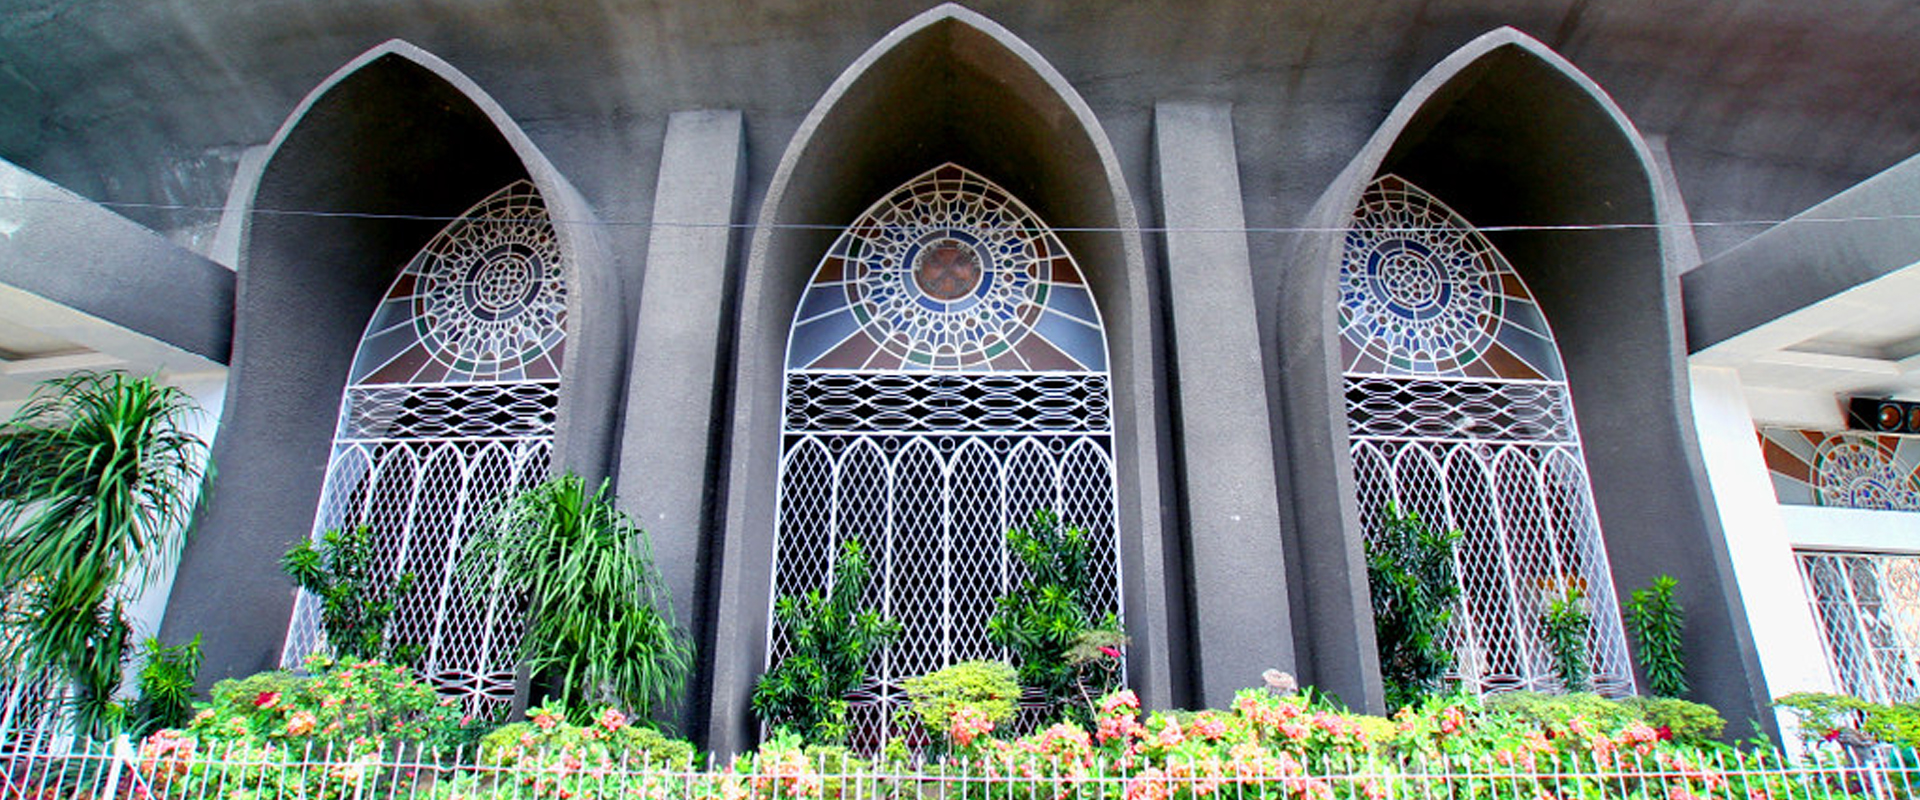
[182,655,479,754]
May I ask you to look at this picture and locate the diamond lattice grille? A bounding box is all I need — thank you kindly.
[1799,551,1920,704]
[1340,175,1635,697]
[283,182,565,716]
[773,165,1122,751]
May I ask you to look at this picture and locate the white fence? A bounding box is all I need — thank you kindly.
[3,736,1919,800]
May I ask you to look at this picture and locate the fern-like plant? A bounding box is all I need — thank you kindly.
[463,473,691,717]
[752,539,899,744]
[1626,574,1688,698]
[1364,503,1462,711]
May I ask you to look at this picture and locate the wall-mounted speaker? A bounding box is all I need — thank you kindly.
[1847,397,1920,434]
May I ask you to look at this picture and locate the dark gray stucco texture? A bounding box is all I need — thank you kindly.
[161,55,532,686]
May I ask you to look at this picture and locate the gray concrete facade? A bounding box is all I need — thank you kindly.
[614,109,747,736]
[8,0,1880,751]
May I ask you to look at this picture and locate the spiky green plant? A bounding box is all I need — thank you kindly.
[462,473,691,718]
[752,538,899,744]
[0,371,209,737]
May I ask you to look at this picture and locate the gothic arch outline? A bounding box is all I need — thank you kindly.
[1275,27,1765,723]
[163,40,623,688]
[709,4,1171,753]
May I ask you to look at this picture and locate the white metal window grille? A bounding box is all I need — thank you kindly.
[1340,175,1635,697]
[282,181,566,716]
[1799,551,1920,703]
[775,164,1122,750]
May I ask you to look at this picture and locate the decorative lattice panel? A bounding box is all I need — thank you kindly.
[1341,175,1635,698]
[1760,427,1920,510]
[1799,551,1920,704]
[773,164,1122,751]
[283,181,565,716]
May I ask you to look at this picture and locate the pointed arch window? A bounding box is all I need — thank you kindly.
[282,181,565,713]
[1341,175,1635,696]
[773,164,1122,745]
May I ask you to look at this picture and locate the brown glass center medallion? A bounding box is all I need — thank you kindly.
[913,239,983,301]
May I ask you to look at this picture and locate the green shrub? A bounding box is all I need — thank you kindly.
[753,538,899,744]
[987,509,1123,724]
[902,660,1019,742]
[1541,579,1593,692]
[1364,503,1461,711]
[190,656,478,754]
[281,524,419,665]
[1484,691,1637,732]
[1778,691,1920,750]
[131,634,201,735]
[1626,575,1689,698]
[1620,695,1725,745]
[480,702,696,768]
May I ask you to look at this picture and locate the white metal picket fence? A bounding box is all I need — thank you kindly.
[3,736,1919,800]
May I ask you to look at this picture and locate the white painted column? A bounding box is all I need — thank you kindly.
[1688,364,1834,743]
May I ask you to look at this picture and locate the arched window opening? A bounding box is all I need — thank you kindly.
[773,164,1122,747]
[282,180,565,715]
[1341,175,1635,696]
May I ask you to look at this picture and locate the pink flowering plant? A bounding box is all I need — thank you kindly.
[465,701,697,800]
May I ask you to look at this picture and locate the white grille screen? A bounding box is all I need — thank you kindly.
[283,182,565,717]
[774,165,1121,750]
[1799,551,1920,704]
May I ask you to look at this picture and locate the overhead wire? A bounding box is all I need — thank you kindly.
[1,191,1915,235]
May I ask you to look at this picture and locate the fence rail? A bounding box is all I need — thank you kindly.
[3,736,1918,800]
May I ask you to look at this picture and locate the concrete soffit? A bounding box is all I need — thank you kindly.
[1686,151,1920,414]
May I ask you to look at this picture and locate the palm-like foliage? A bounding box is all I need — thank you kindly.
[463,473,691,718]
[0,371,209,735]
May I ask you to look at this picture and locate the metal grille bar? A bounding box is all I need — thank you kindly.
[1798,551,1920,704]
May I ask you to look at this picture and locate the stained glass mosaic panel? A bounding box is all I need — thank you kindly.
[1760,427,1920,510]
[1340,175,1562,381]
[1341,175,1634,698]
[284,181,566,717]
[787,164,1105,373]
[772,165,1121,753]
[351,181,566,385]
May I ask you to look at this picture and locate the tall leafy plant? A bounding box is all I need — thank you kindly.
[463,473,691,717]
[1626,574,1688,698]
[281,524,419,664]
[752,539,899,744]
[987,509,1123,724]
[130,634,201,735]
[1541,578,1592,692]
[1364,502,1462,711]
[0,371,209,736]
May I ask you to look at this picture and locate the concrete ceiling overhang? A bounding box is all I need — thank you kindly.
[1687,151,1920,417]
[0,156,230,412]
[1,1,1918,261]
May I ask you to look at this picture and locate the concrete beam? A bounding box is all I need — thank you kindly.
[1153,102,1296,705]
[0,158,233,366]
[1687,152,1920,354]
